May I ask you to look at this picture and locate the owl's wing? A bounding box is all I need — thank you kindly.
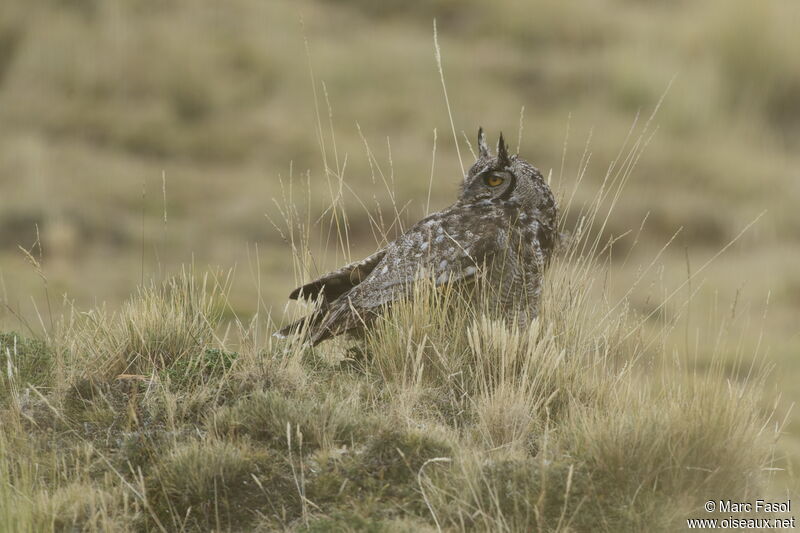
[307,220,496,344]
[355,243,483,307]
[288,249,387,303]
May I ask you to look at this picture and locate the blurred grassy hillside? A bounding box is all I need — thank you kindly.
[0,0,798,494]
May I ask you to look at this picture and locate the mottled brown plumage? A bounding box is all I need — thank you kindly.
[275,129,558,345]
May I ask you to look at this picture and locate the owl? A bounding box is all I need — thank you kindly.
[275,129,558,345]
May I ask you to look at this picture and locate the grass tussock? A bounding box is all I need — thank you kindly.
[210,389,368,451]
[61,271,228,384]
[149,439,299,531]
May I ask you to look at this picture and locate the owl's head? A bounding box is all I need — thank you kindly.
[461,128,555,218]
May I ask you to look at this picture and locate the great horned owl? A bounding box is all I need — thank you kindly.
[275,129,558,345]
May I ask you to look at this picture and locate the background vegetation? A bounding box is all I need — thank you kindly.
[0,0,797,529]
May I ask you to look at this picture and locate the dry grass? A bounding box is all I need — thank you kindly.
[0,147,782,529]
[59,270,228,383]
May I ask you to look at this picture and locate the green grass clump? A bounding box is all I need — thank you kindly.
[211,389,368,452]
[308,428,452,517]
[0,332,52,404]
[149,439,298,531]
[162,347,239,388]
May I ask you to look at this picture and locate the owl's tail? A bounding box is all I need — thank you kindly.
[273,303,371,346]
[273,307,348,346]
[272,311,327,344]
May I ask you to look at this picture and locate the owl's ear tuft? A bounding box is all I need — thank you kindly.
[478,127,490,158]
[497,132,510,167]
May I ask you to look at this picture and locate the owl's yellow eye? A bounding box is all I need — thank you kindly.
[485,174,505,187]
